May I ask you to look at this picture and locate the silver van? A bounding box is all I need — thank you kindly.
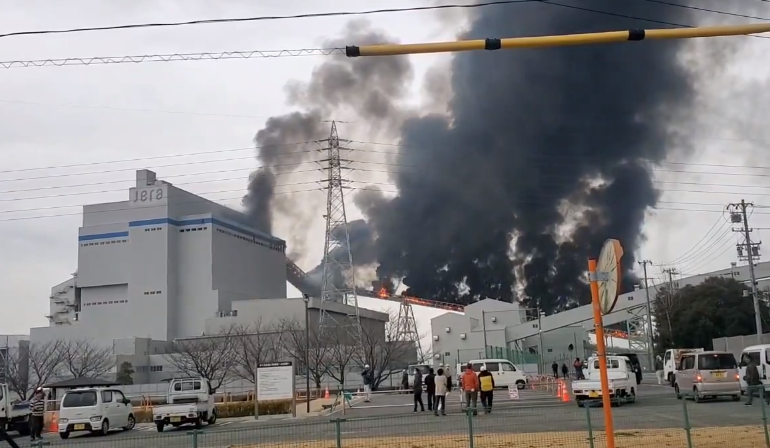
[674,351,741,402]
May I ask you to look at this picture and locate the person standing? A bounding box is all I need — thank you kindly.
[30,388,45,442]
[413,368,425,412]
[401,370,410,394]
[478,366,495,414]
[461,362,480,416]
[425,368,436,411]
[434,368,448,416]
[361,364,374,402]
[551,362,559,379]
[561,363,569,380]
[655,356,664,385]
[574,358,585,380]
[745,357,769,406]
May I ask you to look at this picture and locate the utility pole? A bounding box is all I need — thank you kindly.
[661,267,678,342]
[729,200,763,343]
[638,260,655,371]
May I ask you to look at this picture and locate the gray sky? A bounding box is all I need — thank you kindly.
[2,0,770,335]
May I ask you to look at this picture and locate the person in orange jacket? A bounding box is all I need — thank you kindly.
[461,362,480,415]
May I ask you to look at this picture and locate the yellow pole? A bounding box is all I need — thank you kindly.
[346,23,770,57]
[588,258,616,448]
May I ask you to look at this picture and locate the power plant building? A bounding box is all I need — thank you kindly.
[31,169,289,345]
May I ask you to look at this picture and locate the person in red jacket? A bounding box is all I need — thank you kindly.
[460,363,480,415]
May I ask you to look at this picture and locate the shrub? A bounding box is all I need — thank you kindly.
[132,400,293,423]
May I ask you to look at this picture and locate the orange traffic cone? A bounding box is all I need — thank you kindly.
[47,411,59,433]
[556,381,563,399]
[561,381,570,403]
[324,386,330,399]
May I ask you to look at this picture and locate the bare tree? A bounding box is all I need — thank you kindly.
[164,330,236,389]
[356,311,415,389]
[230,321,282,383]
[324,326,359,387]
[61,339,114,378]
[277,319,329,389]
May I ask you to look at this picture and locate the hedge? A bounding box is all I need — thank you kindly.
[133,400,293,423]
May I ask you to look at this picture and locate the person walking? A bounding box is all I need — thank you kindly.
[551,362,559,379]
[745,357,769,406]
[425,368,436,411]
[413,368,425,412]
[30,388,45,442]
[478,366,495,414]
[434,368,448,416]
[561,363,569,380]
[361,364,374,402]
[401,369,410,394]
[461,362,480,416]
[654,356,664,385]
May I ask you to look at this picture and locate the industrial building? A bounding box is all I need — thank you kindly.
[431,261,770,374]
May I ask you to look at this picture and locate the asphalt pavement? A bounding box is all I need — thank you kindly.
[7,381,766,447]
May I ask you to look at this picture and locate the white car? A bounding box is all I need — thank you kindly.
[152,377,217,432]
[457,359,529,390]
[571,356,637,407]
[58,387,135,439]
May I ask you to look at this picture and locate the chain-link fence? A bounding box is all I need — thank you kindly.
[16,389,770,448]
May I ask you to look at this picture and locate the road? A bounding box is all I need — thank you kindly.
[6,382,766,447]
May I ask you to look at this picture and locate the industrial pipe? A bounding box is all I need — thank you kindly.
[346,23,770,57]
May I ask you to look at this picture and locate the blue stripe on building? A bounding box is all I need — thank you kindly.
[79,217,281,244]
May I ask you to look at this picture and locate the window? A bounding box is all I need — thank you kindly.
[593,359,620,369]
[173,381,202,391]
[664,351,672,363]
[101,391,113,403]
[471,363,483,372]
[501,362,516,372]
[680,355,695,370]
[485,362,500,372]
[698,353,737,370]
[114,391,126,403]
[62,391,98,408]
[742,351,761,367]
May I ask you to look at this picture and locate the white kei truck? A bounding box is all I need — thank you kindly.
[0,383,31,436]
[570,356,637,407]
[152,378,217,432]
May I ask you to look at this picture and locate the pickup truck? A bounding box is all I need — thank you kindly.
[0,383,31,435]
[570,356,637,407]
[664,348,704,386]
[152,378,217,432]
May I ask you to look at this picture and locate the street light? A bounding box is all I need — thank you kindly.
[303,294,310,414]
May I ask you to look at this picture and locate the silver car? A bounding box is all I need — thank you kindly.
[675,351,741,402]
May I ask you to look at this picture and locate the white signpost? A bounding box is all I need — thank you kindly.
[508,385,519,400]
[254,361,296,419]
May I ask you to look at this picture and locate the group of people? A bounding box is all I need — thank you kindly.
[551,358,586,380]
[410,366,451,415]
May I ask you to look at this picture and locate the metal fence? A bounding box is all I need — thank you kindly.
[16,391,770,448]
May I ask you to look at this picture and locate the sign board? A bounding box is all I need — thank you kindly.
[508,385,519,399]
[597,239,623,315]
[257,361,294,401]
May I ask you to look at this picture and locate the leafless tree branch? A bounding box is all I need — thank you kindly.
[230,320,282,384]
[164,330,236,389]
[61,339,114,378]
[276,319,329,389]
[356,310,415,389]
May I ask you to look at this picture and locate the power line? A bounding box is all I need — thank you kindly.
[652,213,727,265]
[636,0,770,22]
[0,1,536,39]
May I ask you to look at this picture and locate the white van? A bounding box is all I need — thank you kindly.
[456,359,528,390]
[739,344,770,394]
[58,387,135,439]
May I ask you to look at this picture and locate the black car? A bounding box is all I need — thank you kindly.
[615,353,643,385]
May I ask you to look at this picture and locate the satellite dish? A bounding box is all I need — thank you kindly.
[597,239,624,315]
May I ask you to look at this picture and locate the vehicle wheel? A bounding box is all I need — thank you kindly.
[156,423,165,433]
[194,417,203,429]
[668,373,675,386]
[732,395,740,402]
[60,432,70,440]
[100,419,110,436]
[693,388,702,403]
[516,380,526,390]
[675,384,681,399]
[124,414,136,430]
[630,388,636,403]
[577,401,584,408]
[16,422,30,436]
[208,409,217,425]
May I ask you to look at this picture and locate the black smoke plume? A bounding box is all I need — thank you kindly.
[356,0,734,313]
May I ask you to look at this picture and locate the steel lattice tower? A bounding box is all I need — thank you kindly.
[318,121,362,344]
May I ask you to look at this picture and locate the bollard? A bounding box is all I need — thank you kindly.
[188,429,200,448]
[761,388,770,448]
[467,405,475,448]
[585,404,595,448]
[681,392,693,448]
[334,418,343,448]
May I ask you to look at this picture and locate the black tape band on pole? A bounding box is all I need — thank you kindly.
[484,38,502,50]
[628,29,646,41]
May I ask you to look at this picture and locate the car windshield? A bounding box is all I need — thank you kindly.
[593,359,620,369]
[62,391,98,408]
[698,353,737,370]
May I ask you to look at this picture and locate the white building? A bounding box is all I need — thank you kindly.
[32,169,288,345]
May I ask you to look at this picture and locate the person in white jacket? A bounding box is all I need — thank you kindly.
[434,368,448,416]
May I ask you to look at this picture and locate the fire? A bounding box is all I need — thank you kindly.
[378,287,389,299]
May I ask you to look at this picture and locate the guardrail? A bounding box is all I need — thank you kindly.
[27,390,770,448]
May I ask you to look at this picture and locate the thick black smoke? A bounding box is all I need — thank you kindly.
[356,0,734,313]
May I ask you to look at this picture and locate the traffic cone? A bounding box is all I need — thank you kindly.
[324,386,330,399]
[47,411,59,433]
[556,381,563,399]
[561,381,570,403]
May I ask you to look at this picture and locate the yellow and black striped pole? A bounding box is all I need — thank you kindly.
[346,23,770,57]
